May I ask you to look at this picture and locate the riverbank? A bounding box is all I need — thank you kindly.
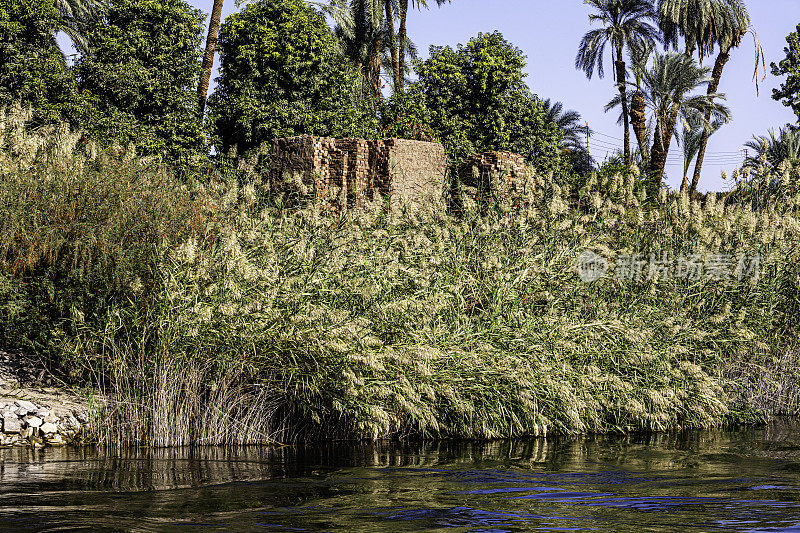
[0,350,94,447]
[2,115,800,446]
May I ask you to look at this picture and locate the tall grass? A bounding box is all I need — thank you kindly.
[1,105,798,446]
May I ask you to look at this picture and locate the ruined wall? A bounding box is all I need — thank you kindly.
[269,136,340,203]
[457,151,528,211]
[269,135,447,209]
[378,139,448,206]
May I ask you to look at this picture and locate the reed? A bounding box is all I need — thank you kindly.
[1,106,798,445]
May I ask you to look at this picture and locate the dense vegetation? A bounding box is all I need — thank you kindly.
[1,109,798,446]
[207,0,377,155]
[0,0,799,446]
[75,0,206,161]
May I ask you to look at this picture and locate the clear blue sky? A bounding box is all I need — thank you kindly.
[66,0,800,192]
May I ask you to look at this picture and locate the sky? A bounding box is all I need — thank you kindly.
[64,0,800,192]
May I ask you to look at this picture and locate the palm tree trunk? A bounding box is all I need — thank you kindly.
[615,57,631,165]
[689,49,730,196]
[398,0,408,91]
[630,89,649,162]
[384,0,400,91]
[373,33,384,103]
[650,106,679,190]
[197,0,224,118]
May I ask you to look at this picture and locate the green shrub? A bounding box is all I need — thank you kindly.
[383,32,566,179]
[74,0,206,162]
[0,0,76,125]
[207,0,377,156]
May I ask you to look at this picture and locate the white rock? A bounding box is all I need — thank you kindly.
[14,400,38,413]
[37,409,50,417]
[40,422,58,434]
[2,412,20,434]
[25,416,43,428]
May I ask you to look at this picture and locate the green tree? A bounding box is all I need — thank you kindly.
[744,127,800,171]
[324,0,389,105]
[55,0,105,54]
[387,32,563,175]
[75,0,206,161]
[541,98,594,175]
[576,0,660,165]
[772,24,800,128]
[208,0,376,155]
[639,51,730,189]
[0,0,76,124]
[657,0,763,195]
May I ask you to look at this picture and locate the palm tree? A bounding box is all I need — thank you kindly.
[744,128,800,172]
[627,40,655,162]
[54,0,105,55]
[322,0,397,106]
[542,99,595,174]
[679,119,721,191]
[575,0,660,165]
[394,0,451,91]
[198,0,225,118]
[658,0,764,195]
[331,0,386,102]
[638,51,731,189]
[384,0,400,90]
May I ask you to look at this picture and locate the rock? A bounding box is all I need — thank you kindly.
[37,409,50,417]
[2,412,21,433]
[40,422,58,434]
[45,434,66,446]
[14,400,38,413]
[25,416,43,428]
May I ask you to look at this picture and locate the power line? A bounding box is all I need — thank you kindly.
[587,140,745,161]
[588,128,746,156]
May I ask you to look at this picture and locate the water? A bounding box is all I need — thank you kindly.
[2,420,800,532]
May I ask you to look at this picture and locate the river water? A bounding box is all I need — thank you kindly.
[1,420,800,532]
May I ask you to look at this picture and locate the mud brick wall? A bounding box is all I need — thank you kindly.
[377,139,448,206]
[458,151,528,210]
[269,135,341,203]
[270,135,447,209]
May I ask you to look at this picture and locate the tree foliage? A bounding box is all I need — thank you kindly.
[208,0,376,155]
[772,23,800,127]
[382,32,564,176]
[0,0,76,125]
[75,0,206,161]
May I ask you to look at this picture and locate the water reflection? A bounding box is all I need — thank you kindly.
[0,419,799,532]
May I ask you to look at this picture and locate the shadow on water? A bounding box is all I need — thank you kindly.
[1,419,800,532]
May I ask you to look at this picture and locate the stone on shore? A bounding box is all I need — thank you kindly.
[2,412,20,433]
[14,400,38,414]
